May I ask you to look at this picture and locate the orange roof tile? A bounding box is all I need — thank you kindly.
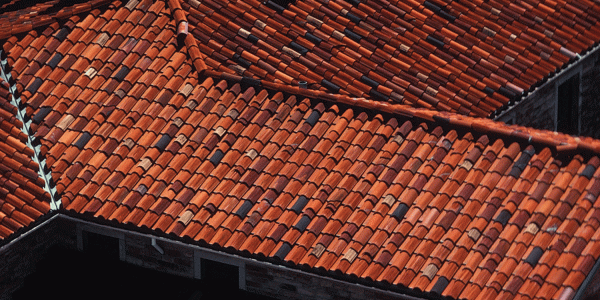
[3,0,600,299]
[0,0,114,40]
[175,0,600,117]
[0,77,51,240]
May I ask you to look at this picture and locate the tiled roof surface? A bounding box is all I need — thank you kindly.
[0,77,51,239]
[3,0,600,300]
[179,0,600,117]
[0,0,112,40]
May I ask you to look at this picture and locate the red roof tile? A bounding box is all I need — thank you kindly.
[0,76,51,240]
[4,0,600,299]
[174,0,600,117]
[0,0,113,40]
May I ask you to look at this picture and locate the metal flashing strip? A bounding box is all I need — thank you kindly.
[0,214,59,254]
[0,51,61,210]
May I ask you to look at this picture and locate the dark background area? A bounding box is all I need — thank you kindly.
[12,245,276,300]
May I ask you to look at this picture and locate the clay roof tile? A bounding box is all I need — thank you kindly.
[4,0,600,299]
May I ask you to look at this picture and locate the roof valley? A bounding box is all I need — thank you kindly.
[0,52,60,211]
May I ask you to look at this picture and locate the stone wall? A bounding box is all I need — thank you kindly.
[496,47,600,139]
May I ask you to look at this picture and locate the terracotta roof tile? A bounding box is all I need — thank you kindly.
[0,76,52,240]
[5,0,600,299]
[209,0,600,116]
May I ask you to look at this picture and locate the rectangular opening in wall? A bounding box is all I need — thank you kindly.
[82,231,120,261]
[557,74,580,135]
[201,259,239,294]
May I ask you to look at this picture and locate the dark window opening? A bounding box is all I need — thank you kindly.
[13,245,201,300]
[201,259,239,296]
[557,74,580,135]
[82,231,120,260]
[13,246,274,300]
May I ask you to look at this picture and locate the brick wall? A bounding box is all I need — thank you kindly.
[71,217,421,300]
[496,47,600,139]
[496,80,557,131]
[1,215,424,300]
[580,52,600,138]
[0,216,66,300]
[122,232,195,278]
[245,263,417,300]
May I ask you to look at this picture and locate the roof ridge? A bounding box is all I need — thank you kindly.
[201,69,600,157]
[0,0,113,40]
[167,0,208,72]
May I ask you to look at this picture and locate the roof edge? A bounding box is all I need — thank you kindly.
[0,211,59,250]
[167,0,207,72]
[493,39,600,119]
[57,210,447,300]
[573,249,600,300]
